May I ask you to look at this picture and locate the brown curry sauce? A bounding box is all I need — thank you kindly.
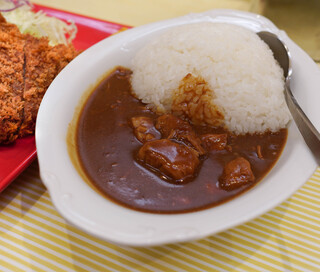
[76,67,287,213]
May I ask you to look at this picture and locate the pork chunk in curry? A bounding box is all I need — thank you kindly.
[131,116,160,143]
[219,157,255,190]
[200,133,228,151]
[137,139,200,181]
[156,114,205,155]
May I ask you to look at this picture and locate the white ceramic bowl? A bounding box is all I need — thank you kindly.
[36,9,320,246]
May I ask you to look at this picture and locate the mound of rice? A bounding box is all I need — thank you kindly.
[130,22,291,134]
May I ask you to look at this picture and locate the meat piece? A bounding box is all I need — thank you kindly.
[0,20,25,143]
[156,114,192,137]
[156,114,206,155]
[137,139,200,182]
[131,116,160,143]
[179,133,206,156]
[19,34,78,137]
[219,157,255,190]
[201,134,228,151]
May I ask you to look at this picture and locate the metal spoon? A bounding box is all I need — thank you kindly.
[257,31,320,165]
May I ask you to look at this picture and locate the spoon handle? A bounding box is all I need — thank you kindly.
[284,82,320,165]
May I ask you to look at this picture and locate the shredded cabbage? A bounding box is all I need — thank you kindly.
[1,3,77,45]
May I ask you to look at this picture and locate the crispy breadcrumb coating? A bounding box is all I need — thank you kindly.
[0,14,78,143]
[0,17,25,143]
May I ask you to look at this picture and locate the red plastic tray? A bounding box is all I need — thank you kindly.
[0,4,130,192]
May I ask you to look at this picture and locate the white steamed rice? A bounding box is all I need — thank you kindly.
[130,22,290,134]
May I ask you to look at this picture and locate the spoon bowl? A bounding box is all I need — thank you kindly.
[257,31,320,165]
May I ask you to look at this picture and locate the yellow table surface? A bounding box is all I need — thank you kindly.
[1,1,320,271]
[33,0,253,27]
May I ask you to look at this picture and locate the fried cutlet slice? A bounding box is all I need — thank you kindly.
[0,16,25,143]
[19,35,78,137]
[19,35,58,137]
[48,43,79,74]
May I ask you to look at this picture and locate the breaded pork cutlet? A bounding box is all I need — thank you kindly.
[0,14,78,143]
[19,35,78,137]
[0,15,25,143]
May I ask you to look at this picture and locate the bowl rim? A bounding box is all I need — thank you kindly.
[36,8,319,246]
